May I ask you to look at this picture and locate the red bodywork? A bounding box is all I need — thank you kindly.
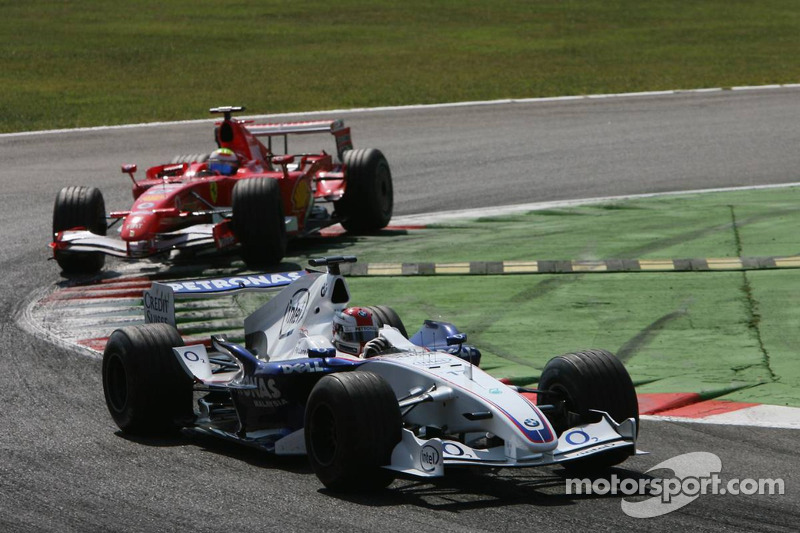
[53,110,355,259]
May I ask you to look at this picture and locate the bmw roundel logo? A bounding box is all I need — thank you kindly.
[523,418,540,428]
[358,310,368,317]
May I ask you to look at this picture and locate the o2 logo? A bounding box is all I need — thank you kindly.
[565,430,598,446]
[182,350,205,364]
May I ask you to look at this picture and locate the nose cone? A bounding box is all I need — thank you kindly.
[120,214,156,241]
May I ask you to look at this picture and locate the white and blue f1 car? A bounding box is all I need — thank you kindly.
[102,256,642,491]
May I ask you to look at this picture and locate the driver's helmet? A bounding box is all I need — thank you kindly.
[332,307,379,356]
[208,148,239,175]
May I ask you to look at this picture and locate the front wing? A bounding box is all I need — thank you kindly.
[53,226,220,258]
[388,411,641,478]
[52,214,298,259]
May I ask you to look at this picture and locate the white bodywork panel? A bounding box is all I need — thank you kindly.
[243,271,348,361]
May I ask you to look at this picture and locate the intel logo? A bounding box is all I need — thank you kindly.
[420,445,440,472]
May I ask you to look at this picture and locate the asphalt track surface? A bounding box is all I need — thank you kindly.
[2,88,799,531]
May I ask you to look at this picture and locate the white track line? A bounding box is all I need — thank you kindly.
[644,404,800,431]
[392,181,800,226]
[3,83,800,139]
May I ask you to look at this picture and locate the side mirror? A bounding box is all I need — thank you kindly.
[446,333,467,346]
[272,155,295,165]
[122,164,138,186]
[308,347,336,358]
[272,155,294,178]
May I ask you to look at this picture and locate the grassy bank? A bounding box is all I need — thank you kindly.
[3,0,799,132]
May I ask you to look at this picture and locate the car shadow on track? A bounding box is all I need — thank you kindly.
[114,428,313,474]
[326,466,656,511]
[114,429,654,510]
[185,429,312,475]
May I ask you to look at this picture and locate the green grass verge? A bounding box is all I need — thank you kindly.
[347,272,769,396]
[287,186,800,406]
[296,186,800,262]
[3,0,800,132]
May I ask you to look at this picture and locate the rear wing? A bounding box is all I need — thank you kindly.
[143,271,305,326]
[247,120,353,159]
[248,120,347,136]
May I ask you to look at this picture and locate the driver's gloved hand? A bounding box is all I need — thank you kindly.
[362,336,391,358]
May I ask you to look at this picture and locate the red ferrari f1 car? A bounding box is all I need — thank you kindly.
[51,106,393,276]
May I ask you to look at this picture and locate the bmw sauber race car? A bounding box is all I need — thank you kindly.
[102,256,641,491]
[51,107,393,276]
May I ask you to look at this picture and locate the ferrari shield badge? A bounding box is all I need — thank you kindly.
[209,182,218,204]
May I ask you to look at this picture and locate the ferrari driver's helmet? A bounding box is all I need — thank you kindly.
[208,148,239,175]
[332,307,379,356]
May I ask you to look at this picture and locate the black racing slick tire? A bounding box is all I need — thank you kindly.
[305,371,402,491]
[363,305,408,338]
[232,177,287,267]
[52,186,107,275]
[336,148,393,233]
[102,323,193,436]
[537,349,638,470]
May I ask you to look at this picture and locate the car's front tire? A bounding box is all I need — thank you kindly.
[52,185,107,275]
[537,349,638,470]
[305,371,401,491]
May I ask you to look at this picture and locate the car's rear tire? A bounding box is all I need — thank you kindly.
[336,149,393,233]
[232,177,287,268]
[102,323,193,435]
[52,186,107,275]
[363,305,408,338]
[537,349,638,470]
[305,371,401,491]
